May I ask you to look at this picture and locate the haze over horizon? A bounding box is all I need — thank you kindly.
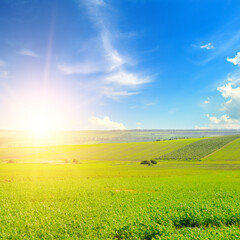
[1,0,240,131]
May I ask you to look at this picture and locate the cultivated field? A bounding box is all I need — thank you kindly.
[1,135,240,239]
[158,135,240,161]
[205,137,240,161]
[0,138,201,163]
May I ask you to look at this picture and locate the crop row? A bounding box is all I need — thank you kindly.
[157,135,240,161]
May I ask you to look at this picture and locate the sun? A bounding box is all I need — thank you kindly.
[27,106,56,139]
[29,115,52,138]
[20,96,72,138]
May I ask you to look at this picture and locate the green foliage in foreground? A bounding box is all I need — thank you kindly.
[1,163,240,239]
[157,135,240,161]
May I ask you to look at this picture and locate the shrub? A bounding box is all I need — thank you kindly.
[72,158,81,164]
[7,160,15,163]
[150,160,157,164]
[140,160,151,166]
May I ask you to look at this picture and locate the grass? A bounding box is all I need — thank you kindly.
[1,135,240,239]
[157,135,240,161]
[1,162,240,239]
[0,138,200,163]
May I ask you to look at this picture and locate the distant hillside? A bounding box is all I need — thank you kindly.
[157,135,240,161]
[0,129,240,147]
[204,138,240,161]
[0,138,200,162]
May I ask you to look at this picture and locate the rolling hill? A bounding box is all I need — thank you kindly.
[157,135,240,161]
[0,138,200,162]
[204,137,240,161]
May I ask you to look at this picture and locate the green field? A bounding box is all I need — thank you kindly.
[1,135,240,239]
[0,138,201,163]
[157,135,240,161]
[204,137,240,161]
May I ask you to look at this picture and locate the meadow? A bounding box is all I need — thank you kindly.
[1,135,240,239]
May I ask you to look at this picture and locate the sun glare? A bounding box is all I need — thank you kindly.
[30,116,51,138]
[27,106,57,139]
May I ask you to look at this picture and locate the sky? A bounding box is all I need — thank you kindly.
[1,0,240,130]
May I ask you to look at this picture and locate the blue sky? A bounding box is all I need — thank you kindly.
[1,0,240,130]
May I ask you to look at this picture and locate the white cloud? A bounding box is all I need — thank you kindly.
[198,30,240,65]
[19,49,39,58]
[204,100,209,104]
[218,82,240,100]
[217,76,240,119]
[228,75,240,85]
[101,32,126,70]
[88,116,126,130]
[101,86,138,100]
[58,34,126,75]
[0,60,7,67]
[205,114,220,124]
[200,43,214,50]
[136,122,142,126]
[105,71,150,86]
[201,51,240,128]
[227,52,240,65]
[200,75,240,129]
[64,0,152,101]
[226,99,232,104]
[204,114,240,129]
[107,50,125,70]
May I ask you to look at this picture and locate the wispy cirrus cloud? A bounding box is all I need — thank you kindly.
[60,0,151,100]
[105,71,150,86]
[101,86,138,101]
[19,49,39,58]
[200,42,214,50]
[100,31,127,71]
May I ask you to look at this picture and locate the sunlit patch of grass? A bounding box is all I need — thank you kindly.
[1,162,240,239]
